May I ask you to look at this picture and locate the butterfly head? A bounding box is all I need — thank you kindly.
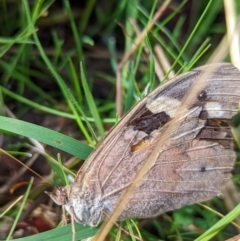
[45,184,103,227]
[45,186,69,206]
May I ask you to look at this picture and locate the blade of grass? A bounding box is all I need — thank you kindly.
[68,57,83,104]
[64,87,99,144]
[195,203,240,241]
[123,68,134,113]
[145,34,155,92]
[22,0,93,144]
[57,153,70,185]
[0,116,93,159]
[78,0,96,34]
[0,61,56,104]
[51,30,64,65]
[164,0,214,78]
[0,86,74,119]
[0,196,23,219]
[32,0,55,23]
[6,177,34,241]
[63,0,83,60]
[12,223,98,241]
[80,62,105,137]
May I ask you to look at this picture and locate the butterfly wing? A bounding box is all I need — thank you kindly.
[75,63,240,221]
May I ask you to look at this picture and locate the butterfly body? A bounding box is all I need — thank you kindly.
[47,63,240,227]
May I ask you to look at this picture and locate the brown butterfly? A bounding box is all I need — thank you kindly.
[46,63,240,231]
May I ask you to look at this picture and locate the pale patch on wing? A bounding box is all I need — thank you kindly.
[204,102,224,117]
[146,96,181,117]
[124,126,147,140]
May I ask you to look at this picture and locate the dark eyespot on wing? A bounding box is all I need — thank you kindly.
[198,90,207,100]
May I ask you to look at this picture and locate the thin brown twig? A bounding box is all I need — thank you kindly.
[0,150,39,194]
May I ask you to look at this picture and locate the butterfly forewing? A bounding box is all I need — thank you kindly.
[48,63,240,226]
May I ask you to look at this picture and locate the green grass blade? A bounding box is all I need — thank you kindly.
[0,116,93,159]
[145,34,155,92]
[12,223,98,241]
[0,86,74,119]
[195,203,240,241]
[6,177,34,240]
[22,0,93,144]
[63,0,83,60]
[164,0,214,80]
[80,62,105,137]
[68,57,83,104]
